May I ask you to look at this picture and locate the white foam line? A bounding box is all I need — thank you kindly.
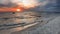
[23,23,38,30]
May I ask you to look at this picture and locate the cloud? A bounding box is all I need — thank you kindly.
[0,0,17,7]
[0,0,59,12]
[29,0,59,12]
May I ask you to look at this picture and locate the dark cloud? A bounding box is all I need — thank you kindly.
[0,0,17,7]
[29,0,60,12]
[41,0,60,12]
[0,3,16,7]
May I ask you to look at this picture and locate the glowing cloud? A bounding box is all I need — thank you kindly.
[11,0,38,8]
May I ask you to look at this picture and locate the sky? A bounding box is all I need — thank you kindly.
[0,0,48,7]
[0,0,59,12]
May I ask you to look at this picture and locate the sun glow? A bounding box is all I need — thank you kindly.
[12,0,38,9]
[22,0,37,8]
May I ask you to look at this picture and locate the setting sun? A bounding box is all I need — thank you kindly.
[17,9,21,11]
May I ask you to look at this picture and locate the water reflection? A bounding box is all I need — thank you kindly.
[0,11,41,34]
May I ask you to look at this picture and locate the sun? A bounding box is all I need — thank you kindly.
[17,9,21,11]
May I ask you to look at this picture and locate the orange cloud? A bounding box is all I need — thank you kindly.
[0,7,24,12]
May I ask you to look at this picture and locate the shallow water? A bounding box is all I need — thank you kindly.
[0,11,60,34]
